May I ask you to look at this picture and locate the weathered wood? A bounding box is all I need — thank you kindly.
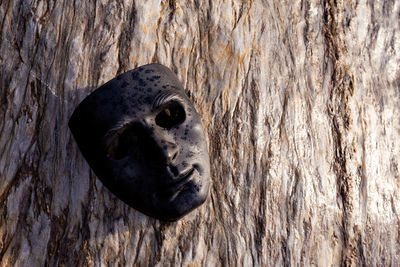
[1,0,400,265]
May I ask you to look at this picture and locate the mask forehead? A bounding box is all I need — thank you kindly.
[70,64,189,138]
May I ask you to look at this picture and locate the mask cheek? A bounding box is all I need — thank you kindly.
[103,159,136,183]
[106,162,156,201]
[183,121,204,139]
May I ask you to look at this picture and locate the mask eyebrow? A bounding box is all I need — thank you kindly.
[104,118,134,139]
[152,90,184,110]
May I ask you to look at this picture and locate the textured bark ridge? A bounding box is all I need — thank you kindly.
[1,0,400,266]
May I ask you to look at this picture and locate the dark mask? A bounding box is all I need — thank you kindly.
[69,64,211,221]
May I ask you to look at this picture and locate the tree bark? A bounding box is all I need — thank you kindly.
[1,0,400,266]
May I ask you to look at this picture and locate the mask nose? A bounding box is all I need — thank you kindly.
[159,140,178,164]
[148,127,178,164]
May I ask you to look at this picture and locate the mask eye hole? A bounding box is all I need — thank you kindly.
[155,101,186,129]
[106,124,140,159]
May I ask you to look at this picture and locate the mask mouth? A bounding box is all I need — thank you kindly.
[156,168,196,201]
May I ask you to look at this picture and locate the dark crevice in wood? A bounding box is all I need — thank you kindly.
[323,0,363,266]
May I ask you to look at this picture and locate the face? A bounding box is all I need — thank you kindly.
[69,64,211,221]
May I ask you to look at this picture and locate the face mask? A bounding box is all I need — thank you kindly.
[69,64,211,221]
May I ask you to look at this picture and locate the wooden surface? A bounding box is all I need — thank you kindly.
[1,0,400,265]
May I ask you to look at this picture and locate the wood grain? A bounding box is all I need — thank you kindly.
[1,0,399,265]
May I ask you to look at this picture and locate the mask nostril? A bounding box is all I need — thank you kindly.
[165,145,178,164]
[172,151,177,161]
